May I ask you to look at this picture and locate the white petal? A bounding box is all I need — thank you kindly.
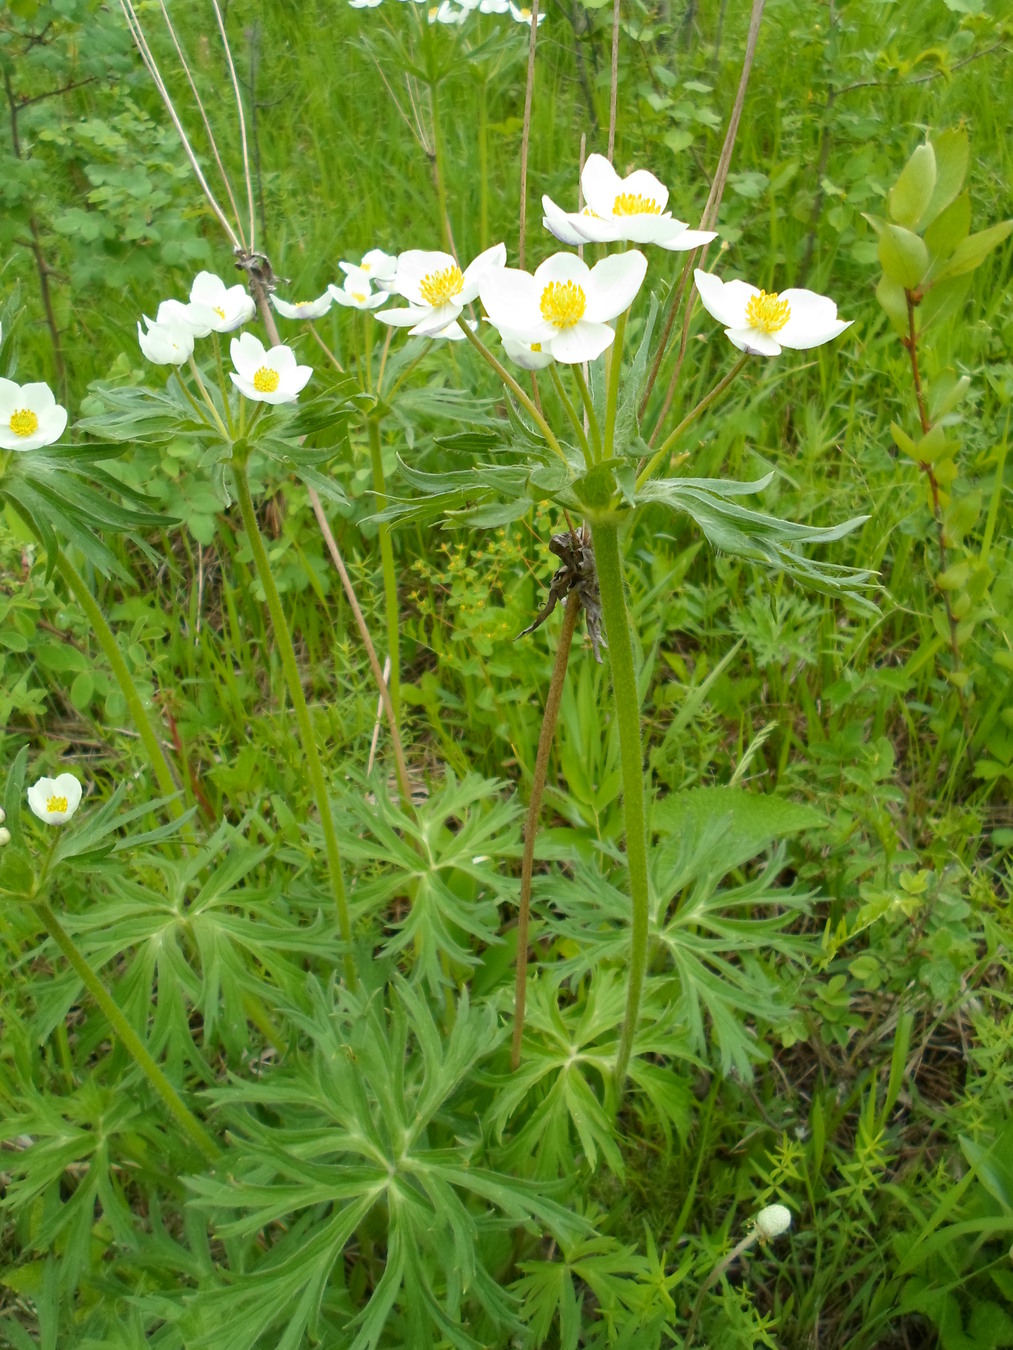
[617,168,670,214]
[694,271,757,328]
[460,242,507,300]
[563,213,623,244]
[778,318,852,351]
[580,154,623,219]
[658,227,717,252]
[723,326,782,356]
[541,195,593,246]
[408,301,463,336]
[479,268,542,333]
[532,253,591,289]
[230,331,267,376]
[500,331,555,369]
[775,289,849,349]
[394,250,458,304]
[376,304,432,328]
[547,321,615,364]
[583,250,647,323]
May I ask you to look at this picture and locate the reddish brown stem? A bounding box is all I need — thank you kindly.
[512,589,581,1070]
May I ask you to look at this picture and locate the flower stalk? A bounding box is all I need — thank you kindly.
[512,588,581,1070]
[53,551,183,813]
[591,522,649,1092]
[367,418,402,721]
[232,455,356,987]
[36,900,219,1164]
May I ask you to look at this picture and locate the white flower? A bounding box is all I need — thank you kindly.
[328,270,388,311]
[429,317,478,342]
[339,248,397,290]
[27,772,83,825]
[427,2,465,21]
[0,379,68,451]
[229,332,312,404]
[499,331,554,369]
[378,243,507,338]
[152,297,212,338]
[543,153,716,251]
[350,0,383,7]
[509,2,545,22]
[270,291,333,320]
[478,0,509,10]
[480,250,647,364]
[189,271,256,332]
[693,270,852,356]
[755,1204,792,1240]
[137,316,195,366]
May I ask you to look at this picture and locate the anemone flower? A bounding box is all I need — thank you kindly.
[479,250,647,364]
[509,2,545,22]
[0,378,68,451]
[328,270,389,311]
[229,332,312,404]
[378,243,506,338]
[27,772,82,825]
[190,271,256,332]
[693,270,852,356]
[271,291,333,320]
[339,249,397,290]
[137,316,195,366]
[543,153,716,251]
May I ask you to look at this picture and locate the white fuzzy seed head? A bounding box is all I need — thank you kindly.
[755,1204,792,1240]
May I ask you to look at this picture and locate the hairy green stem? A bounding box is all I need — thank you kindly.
[54,551,182,812]
[367,419,401,721]
[571,364,602,460]
[37,901,219,1163]
[232,458,356,987]
[549,365,592,468]
[602,308,628,458]
[512,589,581,1070]
[591,522,649,1092]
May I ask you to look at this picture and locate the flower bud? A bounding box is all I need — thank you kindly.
[0,827,10,846]
[755,1204,792,1240]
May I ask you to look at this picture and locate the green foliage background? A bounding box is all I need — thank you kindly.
[1,0,1012,1345]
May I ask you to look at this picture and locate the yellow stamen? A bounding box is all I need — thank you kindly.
[253,366,281,394]
[540,280,586,329]
[352,293,367,304]
[47,795,68,814]
[213,306,226,320]
[744,289,791,334]
[9,409,39,438]
[530,342,542,352]
[419,264,464,307]
[612,192,662,217]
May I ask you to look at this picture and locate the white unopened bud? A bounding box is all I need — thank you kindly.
[0,806,5,823]
[755,1204,792,1240]
[0,827,11,847]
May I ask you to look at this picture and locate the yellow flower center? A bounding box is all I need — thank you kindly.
[253,366,281,394]
[519,6,531,16]
[612,192,662,217]
[213,305,226,320]
[428,5,438,16]
[47,795,68,814]
[419,264,464,307]
[9,409,39,438]
[530,342,542,352]
[352,292,367,304]
[744,290,791,334]
[540,280,586,329]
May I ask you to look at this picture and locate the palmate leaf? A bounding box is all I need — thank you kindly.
[325,771,522,993]
[187,979,588,1349]
[1,439,168,579]
[540,792,817,1077]
[638,473,878,608]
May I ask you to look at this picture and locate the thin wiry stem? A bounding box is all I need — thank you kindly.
[117,0,242,250]
[518,0,541,270]
[156,1,245,247]
[608,0,621,161]
[211,0,257,250]
[641,0,766,430]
